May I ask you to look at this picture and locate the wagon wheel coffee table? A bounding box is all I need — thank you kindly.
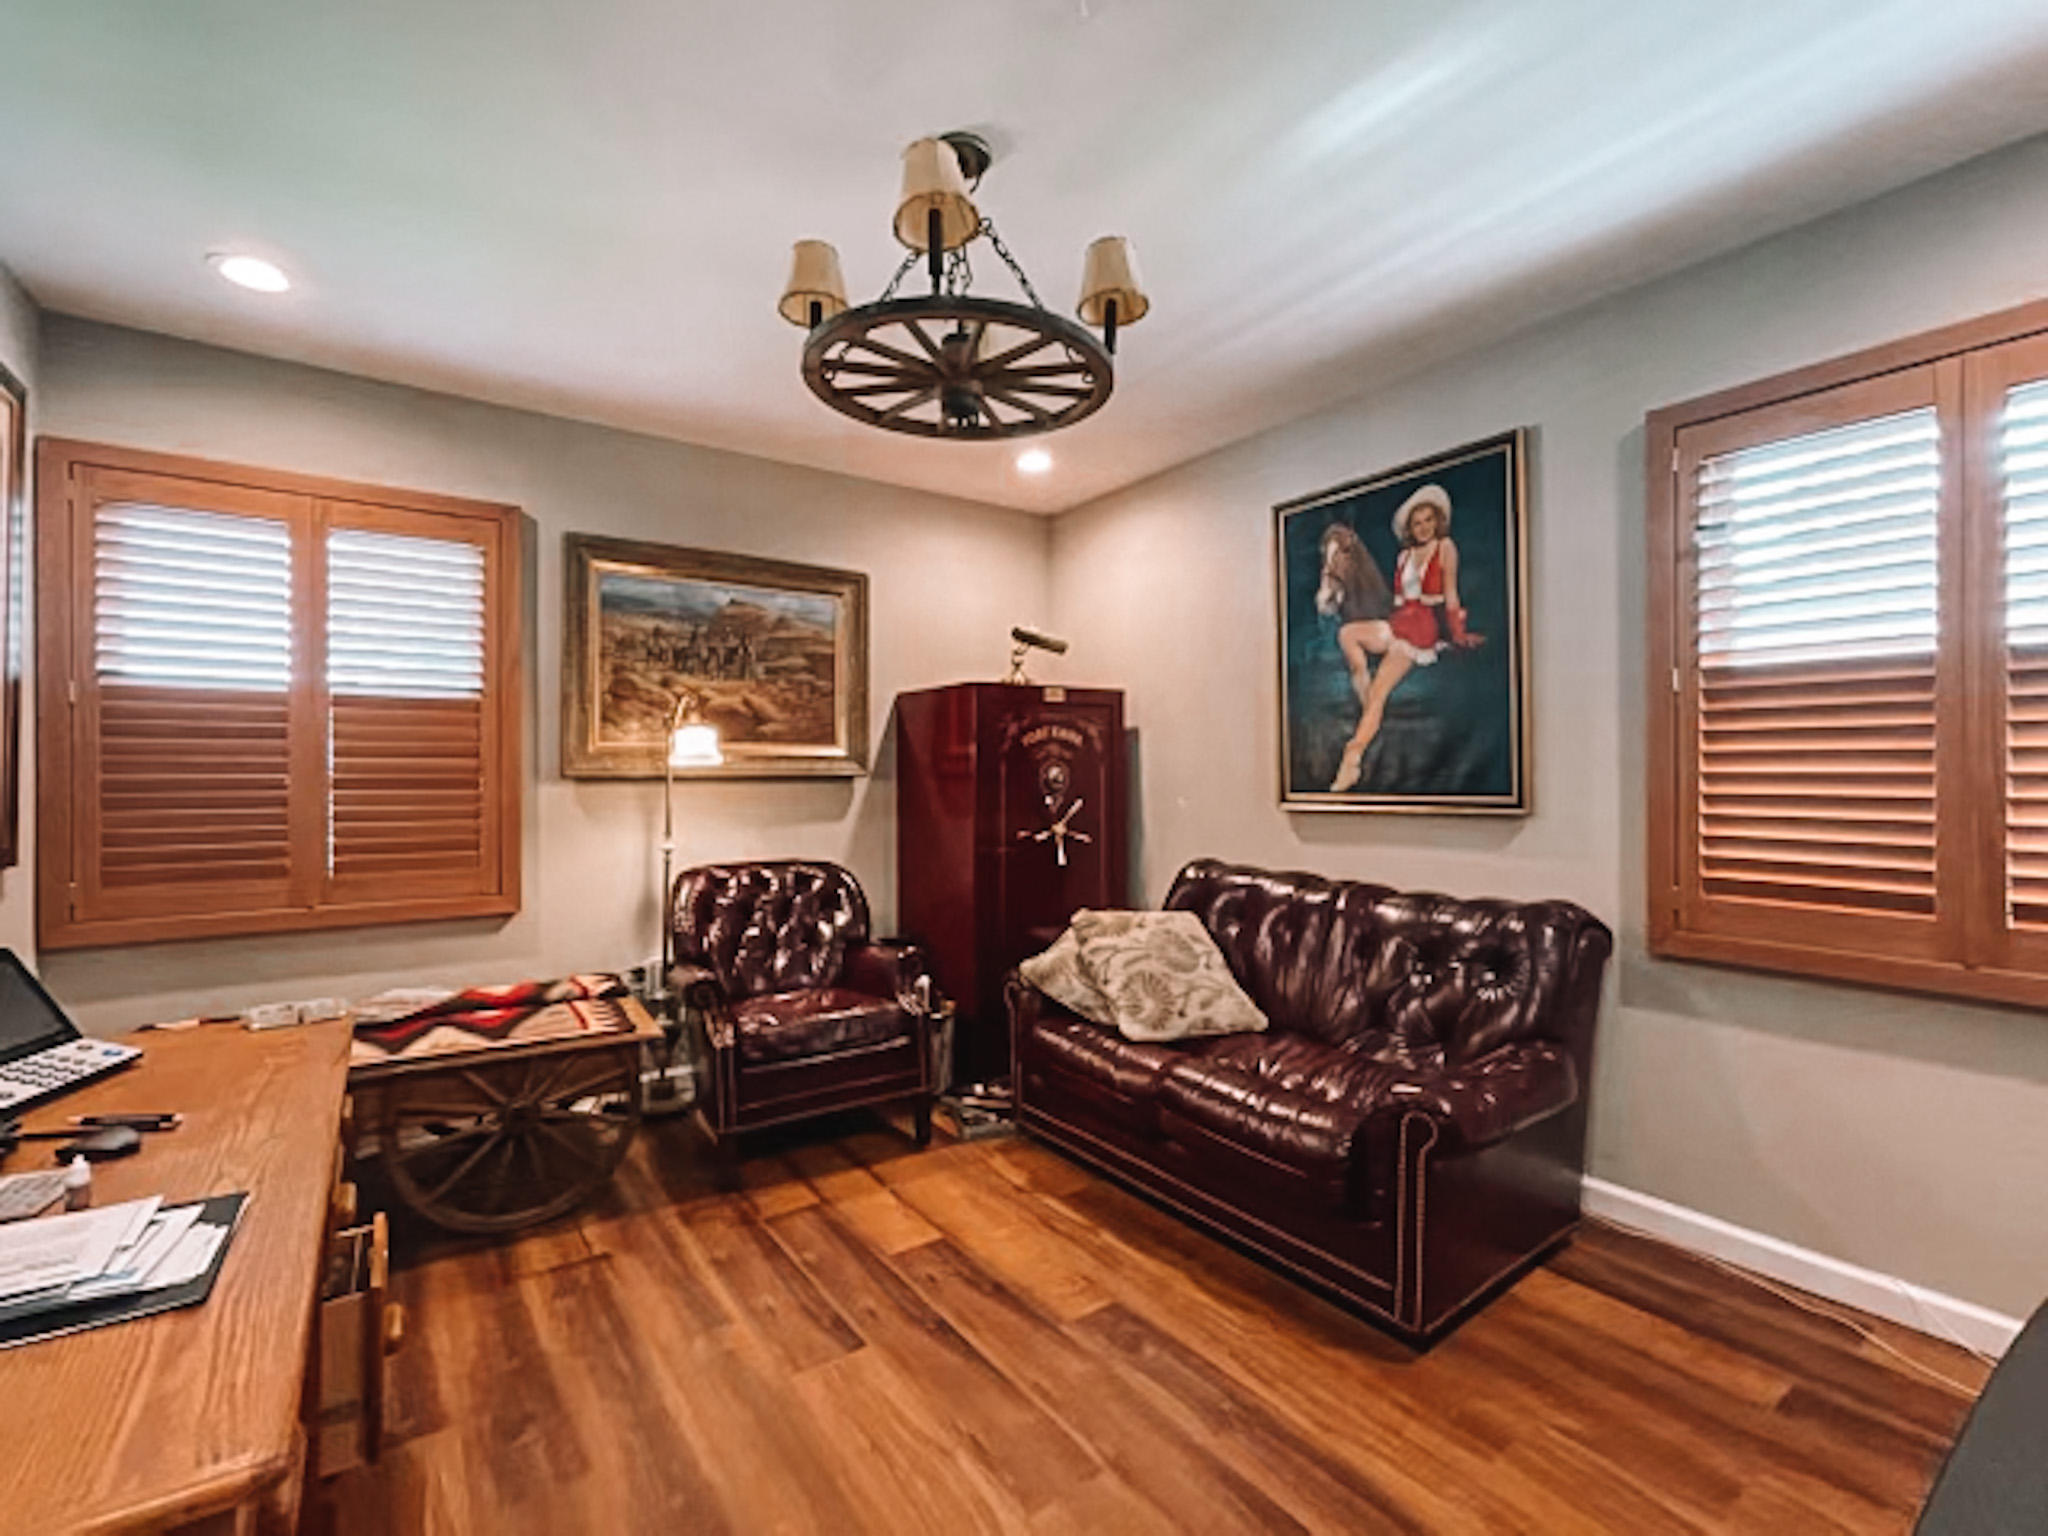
[348,975,660,1234]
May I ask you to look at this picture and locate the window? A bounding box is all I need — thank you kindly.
[1648,302,2048,1006]
[36,441,522,948]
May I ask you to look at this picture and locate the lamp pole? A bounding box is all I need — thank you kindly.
[658,692,690,1009]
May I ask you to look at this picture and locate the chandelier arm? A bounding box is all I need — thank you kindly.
[979,219,1046,310]
[878,250,921,303]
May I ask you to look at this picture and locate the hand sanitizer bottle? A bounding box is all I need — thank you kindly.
[62,1155,92,1211]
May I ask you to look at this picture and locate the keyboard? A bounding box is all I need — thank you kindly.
[0,1038,141,1113]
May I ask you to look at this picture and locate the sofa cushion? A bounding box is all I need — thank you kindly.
[1019,1012,1187,1133]
[1156,1036,1405,1211]
[731,988,910,1066]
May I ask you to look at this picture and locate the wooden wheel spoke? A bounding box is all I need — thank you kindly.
[994,361,1090,379]
[988,380,1094,402]
[901,319,945,363]
[543,1066,635,1106]
[878,387,939,422]
[456,1069,513,1108]
[419,1128,507,1205]
[822,359,927,384]
[985,389,1055,425]
[524,1054,594,1107]
[978,333,1059,371]
[845,335,927,371]
[841,382,931,399]
[390,1103,496,1121]
[540,1105,629,1129]
[536,1118,610,1171]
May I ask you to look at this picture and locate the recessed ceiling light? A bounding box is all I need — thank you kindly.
[207,253,291,293]
[1016,448,1053,475]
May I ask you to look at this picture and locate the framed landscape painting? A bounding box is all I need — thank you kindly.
[1275,429,1530,813]
[562,534,868,778]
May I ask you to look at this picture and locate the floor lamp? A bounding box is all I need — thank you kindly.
[658,691,723,1010]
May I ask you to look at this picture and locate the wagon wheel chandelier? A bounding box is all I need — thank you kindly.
[778,131,1149,441]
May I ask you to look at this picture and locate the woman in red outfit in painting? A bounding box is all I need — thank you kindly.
[1329,483,1484,793]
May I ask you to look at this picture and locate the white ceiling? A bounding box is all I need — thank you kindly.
[4,2,2048,514]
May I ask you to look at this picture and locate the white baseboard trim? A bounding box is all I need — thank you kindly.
[1581,1177,2022,1359]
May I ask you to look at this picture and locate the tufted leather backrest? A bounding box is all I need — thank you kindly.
[1164,859,1611,1063]
[670,860,872,1000]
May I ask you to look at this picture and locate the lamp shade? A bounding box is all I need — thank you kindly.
[777,239,848,328]
[669,721,724,768]
[1077,235,1149,327]
[894,137,980,253]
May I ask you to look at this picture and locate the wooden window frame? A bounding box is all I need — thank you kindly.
[1648,295,2048,1009]
[36,440,524,950]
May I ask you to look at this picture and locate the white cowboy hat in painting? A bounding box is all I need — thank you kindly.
[1391,483,1453,541]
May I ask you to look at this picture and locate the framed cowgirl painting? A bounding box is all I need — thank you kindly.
[1274,429,1530,814]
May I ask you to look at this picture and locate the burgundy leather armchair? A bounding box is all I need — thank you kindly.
[669,860,937,1183]
[1008,859,1612,1343]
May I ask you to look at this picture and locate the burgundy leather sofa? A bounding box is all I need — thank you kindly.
[1007,859,1612,1343]
[669,860,937,1184]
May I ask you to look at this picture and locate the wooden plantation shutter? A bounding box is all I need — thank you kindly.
[1998,374,2048,932]
[80,478,314,926]
[38,441,522,949]
[1649,297,2048,1008]
[1688,395,1945,939]
[326,516,502,900]
[1969,329,2048,980]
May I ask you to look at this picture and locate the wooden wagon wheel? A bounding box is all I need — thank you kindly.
[802,295,1113,439]
[375,1047,643,1234]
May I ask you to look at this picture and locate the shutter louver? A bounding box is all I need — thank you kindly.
[327,527,488,884]
[2001,378,2048,928]
[91,504,295,892]
[1693,410,1942,915]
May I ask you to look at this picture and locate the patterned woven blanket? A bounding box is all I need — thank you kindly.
[350,974,636,1067]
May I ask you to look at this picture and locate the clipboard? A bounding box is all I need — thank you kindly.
[0,1191,248,1350]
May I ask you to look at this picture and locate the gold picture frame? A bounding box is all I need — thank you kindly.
[561,534,869,779]
[1274,429,1532,814]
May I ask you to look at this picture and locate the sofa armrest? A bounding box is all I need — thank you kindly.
[1374,1040,1579,1156]
[1005,970,1088,1082]
[667,963,733,1050]
[841,941,933,1011]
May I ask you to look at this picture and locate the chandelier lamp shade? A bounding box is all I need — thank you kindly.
[778,130,1149,440]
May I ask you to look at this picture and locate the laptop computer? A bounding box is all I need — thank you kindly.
[0,950,139,1115]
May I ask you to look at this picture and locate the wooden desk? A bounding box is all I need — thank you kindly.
[0,1021,353,1536]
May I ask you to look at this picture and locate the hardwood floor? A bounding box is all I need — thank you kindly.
[311,1113,1987,1534]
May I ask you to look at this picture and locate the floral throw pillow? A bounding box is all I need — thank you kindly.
[1060,909,1268,1042]
[1017,925,1117,1027]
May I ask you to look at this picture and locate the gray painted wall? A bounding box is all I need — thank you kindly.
[1050,135,2048,1318]
[22,317,1050,1035]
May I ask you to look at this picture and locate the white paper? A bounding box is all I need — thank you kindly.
[153,1223,226,1289]
[66,1204,206,1301]
[0,1198,160,1300]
